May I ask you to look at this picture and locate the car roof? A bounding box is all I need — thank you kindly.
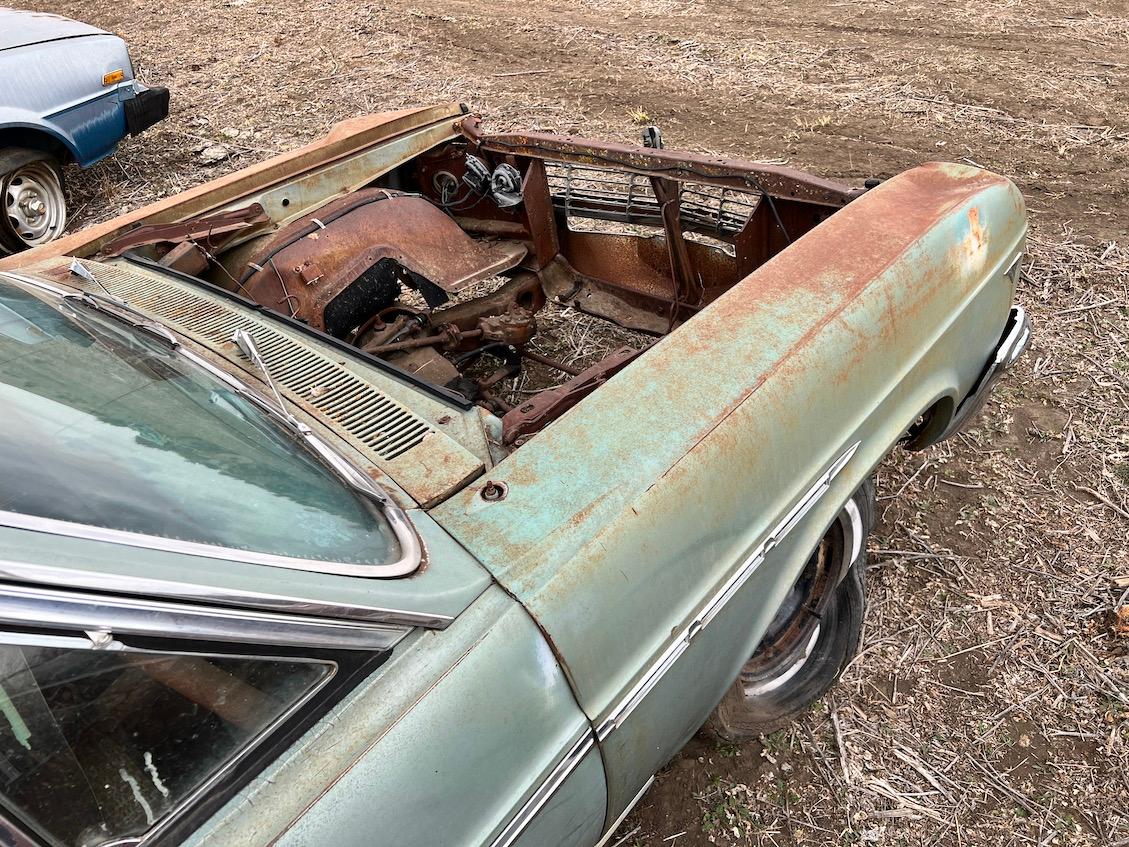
[0,7,108,51]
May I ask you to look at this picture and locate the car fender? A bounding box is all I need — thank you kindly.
[432,162,1026,820]
[0,112,83,164]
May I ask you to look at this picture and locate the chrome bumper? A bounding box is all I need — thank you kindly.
[937,305,1031,442]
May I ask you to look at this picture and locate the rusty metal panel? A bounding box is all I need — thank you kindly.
[431,162,1026,819]
[240,190,525,330]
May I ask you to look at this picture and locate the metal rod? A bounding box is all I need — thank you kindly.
[367,328,483,354]
[522,349,581,376]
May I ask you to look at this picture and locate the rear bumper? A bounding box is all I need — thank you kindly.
[937,305,1032,442]
[124,86,170,136]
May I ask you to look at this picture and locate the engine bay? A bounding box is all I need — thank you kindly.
[100,115,863,447]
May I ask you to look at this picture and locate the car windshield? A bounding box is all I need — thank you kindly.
[0,276,401,568]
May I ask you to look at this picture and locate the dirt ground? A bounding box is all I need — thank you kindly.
[22,0,1129,843]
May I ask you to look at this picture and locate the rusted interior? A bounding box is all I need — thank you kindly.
[105,116,863,446]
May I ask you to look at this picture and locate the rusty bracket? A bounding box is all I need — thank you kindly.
[501,346,644,445]
[99,204,271,257]
[649,175,702,307]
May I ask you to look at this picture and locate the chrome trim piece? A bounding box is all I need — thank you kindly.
[489,730,597,847]
[995,304,1031,368]
[0,270,423,579]
[742,625,821,696]
[0,557,453,629]
[1003,250,1024,286]
[596,442,860,741]
[844,499,863,570]
[938,304,1031,442]
[0,507,417,581]
[595,776,655,847]
[0,583,410,651]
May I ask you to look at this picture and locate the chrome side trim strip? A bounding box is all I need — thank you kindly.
[595,776,654,847]
[489,730,596,847]
[0,558,451,629]
[0,582,410,651]
[596,442,860,741]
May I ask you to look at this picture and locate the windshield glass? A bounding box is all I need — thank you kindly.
[0,276,400,567]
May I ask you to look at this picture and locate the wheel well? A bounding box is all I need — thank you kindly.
[902,395,956,451]
[0,127,73,165]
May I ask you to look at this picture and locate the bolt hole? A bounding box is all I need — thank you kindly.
[480,480,508,502]
[281,198,291,207]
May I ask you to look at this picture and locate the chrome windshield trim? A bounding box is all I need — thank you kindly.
[489,730,596,847]
[0,557,453,629]
[0,270,423,579]
[0,582,410,651]
[596,442,861,741]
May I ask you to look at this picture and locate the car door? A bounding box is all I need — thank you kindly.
[0,584,395,846]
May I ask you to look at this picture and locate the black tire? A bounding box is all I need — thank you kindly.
[0,151,67,253]
[709,478,875,739]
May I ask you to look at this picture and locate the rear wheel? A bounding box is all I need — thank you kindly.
[1,153,67,253]
[709,479,875,739]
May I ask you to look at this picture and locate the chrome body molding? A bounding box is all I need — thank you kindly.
[0,269,423,580]
[0,582,411,651]
[488,730,597,847]
[595,775,654,847]
[595,441,861,741]
[0,557,453,629]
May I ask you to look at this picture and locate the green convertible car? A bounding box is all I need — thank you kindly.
[0,103,1029,846]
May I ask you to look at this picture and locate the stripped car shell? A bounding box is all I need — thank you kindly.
[0,103,1030,846]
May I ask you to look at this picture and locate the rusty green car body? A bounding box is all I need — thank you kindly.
[0,103,1028,846]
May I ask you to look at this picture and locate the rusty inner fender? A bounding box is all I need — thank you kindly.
[240,188,527,335]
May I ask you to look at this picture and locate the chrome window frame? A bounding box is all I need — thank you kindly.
[0,270,422,579]
[0,557,452,629]
[0,582,410,652]
[0,601,357,847]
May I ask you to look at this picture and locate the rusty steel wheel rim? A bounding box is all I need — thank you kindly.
[3,162,67,247]
[739,532,839,696]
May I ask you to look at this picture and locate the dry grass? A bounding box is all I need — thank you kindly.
[19,0,1129,843]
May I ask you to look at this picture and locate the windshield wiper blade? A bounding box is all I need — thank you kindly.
[66,260,179,348]
[225,329,392,506]
[230,329,296,424]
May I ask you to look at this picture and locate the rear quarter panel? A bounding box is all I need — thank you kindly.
[431,163,1026,818]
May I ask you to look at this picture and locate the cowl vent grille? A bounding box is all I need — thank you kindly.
[78,261,432,461]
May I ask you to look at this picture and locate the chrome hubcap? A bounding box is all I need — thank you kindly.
[4,162,66,246]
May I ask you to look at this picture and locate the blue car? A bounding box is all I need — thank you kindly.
[0,7,168,252]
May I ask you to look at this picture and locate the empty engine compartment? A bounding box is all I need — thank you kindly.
[103,115,863,448]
